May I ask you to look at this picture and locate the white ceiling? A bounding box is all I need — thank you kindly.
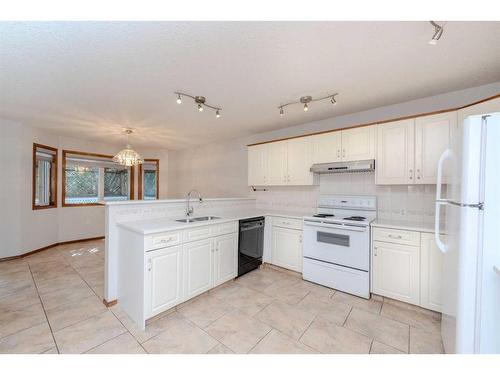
[1,21,499,149]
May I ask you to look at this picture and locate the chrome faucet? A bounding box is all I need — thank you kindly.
[185,190,203,216]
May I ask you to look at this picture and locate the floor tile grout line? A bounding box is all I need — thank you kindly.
[341,306,353,327]
[27,262,60,354]
[245,327,273,354]
[108,305,149,353]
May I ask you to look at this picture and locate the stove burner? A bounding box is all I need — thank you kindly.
[313,214,334,218]
[343,216,366,221]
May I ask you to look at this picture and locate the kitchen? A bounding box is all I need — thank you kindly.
[0,15,499,369]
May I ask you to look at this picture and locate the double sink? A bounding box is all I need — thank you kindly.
[175,216,221,224]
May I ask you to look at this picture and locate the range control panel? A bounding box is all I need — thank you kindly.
[317,195,377,211]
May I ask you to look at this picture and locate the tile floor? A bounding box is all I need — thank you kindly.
[0,239,444,354]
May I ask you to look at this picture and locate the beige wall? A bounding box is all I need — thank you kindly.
[0,119,169,257]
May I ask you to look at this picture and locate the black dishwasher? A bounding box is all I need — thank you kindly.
[238,217,265,277]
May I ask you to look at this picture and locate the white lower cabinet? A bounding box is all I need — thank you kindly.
[214,233,238,287]
[183,238,214,300]
[145,245,183,318]
[372,240,420,305]
[134,221,238,324]
[371,227,443,312]
[271,226,302,273]
[420,232,443,312]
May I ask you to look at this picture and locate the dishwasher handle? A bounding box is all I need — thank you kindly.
[240,222,264,232]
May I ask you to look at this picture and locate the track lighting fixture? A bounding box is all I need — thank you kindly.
[429,21,444,45]
[174,92,222,118]
[278,93,338,117]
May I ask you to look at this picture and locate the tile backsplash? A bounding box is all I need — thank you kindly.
[251,172,437,224]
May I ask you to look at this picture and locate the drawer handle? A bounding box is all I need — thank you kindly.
[388,234,403,239]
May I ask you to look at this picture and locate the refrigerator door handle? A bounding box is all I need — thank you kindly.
[435,148,451,253]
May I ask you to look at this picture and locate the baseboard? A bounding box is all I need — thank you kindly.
[0,236,105,262]
[102,299,117,308]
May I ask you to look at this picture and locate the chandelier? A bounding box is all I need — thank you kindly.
[113,129,144,167]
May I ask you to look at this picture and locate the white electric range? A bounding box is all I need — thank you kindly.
[302,195,376,299]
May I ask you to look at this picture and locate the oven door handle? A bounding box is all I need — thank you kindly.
[303,221,367,232]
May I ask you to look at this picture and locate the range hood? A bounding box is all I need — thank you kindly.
[310,159,375,174]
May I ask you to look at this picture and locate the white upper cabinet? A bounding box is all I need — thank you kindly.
[341,125,376,162]
[312,126,376,164]
[266,141,288,185]
[415,112,455,184]
[376,119,415,185]
[312,132,341,164]
[247,144,267,186]
[287,137,315,185]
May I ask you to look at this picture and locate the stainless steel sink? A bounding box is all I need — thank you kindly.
[175,216,221,223]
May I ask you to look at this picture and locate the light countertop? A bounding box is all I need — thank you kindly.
[370,218,441,233]
[117,209,312,235]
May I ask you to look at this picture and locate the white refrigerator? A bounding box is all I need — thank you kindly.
[435,113,500,354]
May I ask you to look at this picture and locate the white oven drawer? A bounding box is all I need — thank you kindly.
[372,227,420,246]
[146,231,182,250]
[303,221,370,271]
[272,216,302,230]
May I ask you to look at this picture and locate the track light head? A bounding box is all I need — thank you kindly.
[303,103,309,112]
[429,21,444,45]
[176,94,182,104]
[198,104,204,112]
[331,96,337,105]
[279,107,284,117]
[216,109,220,118]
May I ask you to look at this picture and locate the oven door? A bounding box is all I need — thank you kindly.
[303,221,369,271]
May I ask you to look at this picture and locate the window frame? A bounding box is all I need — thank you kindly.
[61,149,135,207]
[32,143,58,210]
[138,158,160,200]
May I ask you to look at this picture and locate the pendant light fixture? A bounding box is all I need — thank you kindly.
[175,92,222,118]
[278,93,338,117]
[113,129,144,167]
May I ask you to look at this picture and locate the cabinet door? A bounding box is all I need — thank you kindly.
[214,233,238,287]
[420,232,443,312]
[266,141,287,185]
[376,119,415,185]
[286,137,315,185]
[271,227,302,272]
[341,125,376,161]
[145,245,183,318]
[312,132,342,164]
[415,112,455,184]
[183,238,214,300]
[247,144,267,186]
[372,240,420,305]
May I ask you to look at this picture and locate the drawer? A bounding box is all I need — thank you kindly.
[213,221,238,236]
[183,225,213,243]
[147,231,182,250]
[272,216,302,230]
[372,227,420,246]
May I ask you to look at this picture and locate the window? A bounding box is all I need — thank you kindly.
[138,159,159,200]
[62,150,134,206]
[33,143,58,209]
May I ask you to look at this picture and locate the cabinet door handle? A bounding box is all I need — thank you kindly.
[416,169,421,180]
[409,169,413,180]
[388,234,402,239]
[374,247,378,256]
[147,259,152,271]
[342,149,346,158]
[337,149,340,158]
